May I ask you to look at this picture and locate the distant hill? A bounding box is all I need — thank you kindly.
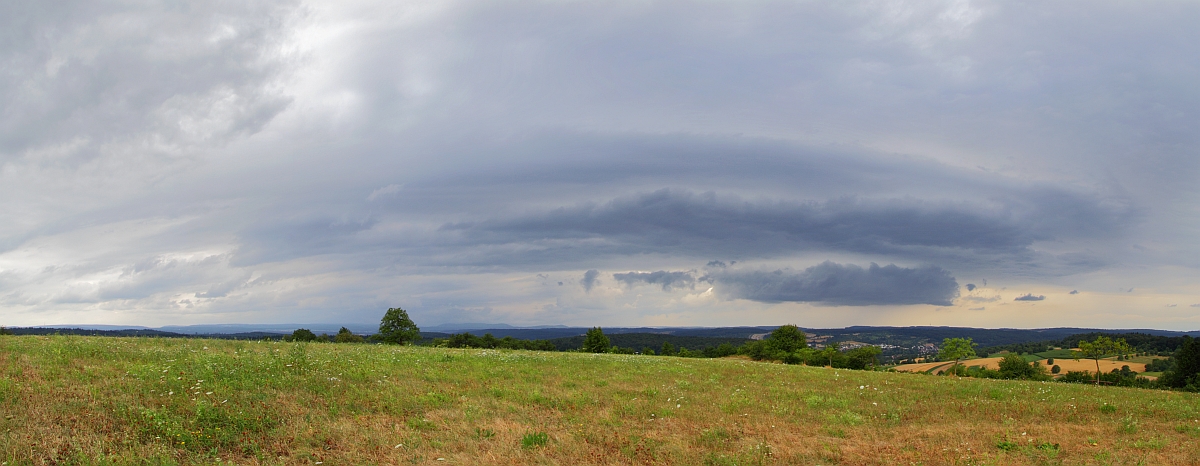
[7,324,1197,349]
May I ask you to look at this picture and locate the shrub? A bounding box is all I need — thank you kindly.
[290,328,318,342]
[998,353,1049,380]
[334,327,364,343]
[1058,370,1094,384]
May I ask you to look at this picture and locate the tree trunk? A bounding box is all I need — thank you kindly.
[1094,358,1101,385]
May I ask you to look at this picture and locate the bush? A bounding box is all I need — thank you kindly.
[1051,364,1061,374]
[334,327,364,343]
[998,353,1050,380]
[844,346,882,370]
[609,346,635,355]
[1059,370,1096,384]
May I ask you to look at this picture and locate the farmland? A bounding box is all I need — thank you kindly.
[895,356,1149,377]
[2,335,1199,464]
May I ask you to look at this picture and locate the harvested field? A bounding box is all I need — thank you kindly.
[897,357,1148,376]
[1048,358,1146,374]
[892,361,956,373]
[894,357,1007,373]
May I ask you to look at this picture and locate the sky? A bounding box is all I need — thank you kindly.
[2,0,1199,330]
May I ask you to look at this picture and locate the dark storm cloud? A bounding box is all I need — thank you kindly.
[1014,294,1046,301]
[612,270,696,291]
[966,283,976,291]
[706,262,959,306]
[440,188,1033,262]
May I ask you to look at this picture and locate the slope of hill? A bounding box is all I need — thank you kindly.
[1,334,1197,464]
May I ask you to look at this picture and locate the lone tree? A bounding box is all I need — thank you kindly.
[377,307,421,345]
[766,324,807,355]
[938,337,978,376]
[582,327,610,353]
[1074,335,1134,385]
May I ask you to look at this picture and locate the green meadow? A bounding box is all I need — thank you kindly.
[1,335,1199,465]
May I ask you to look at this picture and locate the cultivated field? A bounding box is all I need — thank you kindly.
[2,335,1199,465]
[895,356,1147,376]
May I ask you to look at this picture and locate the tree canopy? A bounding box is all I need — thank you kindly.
[765,324,807,354]
[1074,335,1134,385]
[582,327,610,353]
[377,307,421,345]
[938,337,977,375]
[1160,336,1200,391]
[290,328,318,342]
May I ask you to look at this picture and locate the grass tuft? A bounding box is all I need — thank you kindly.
[521,431,549,449]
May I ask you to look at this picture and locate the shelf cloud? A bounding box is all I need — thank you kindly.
[1,0,1198,329]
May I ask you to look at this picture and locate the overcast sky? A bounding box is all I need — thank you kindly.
[3,0,1199,330]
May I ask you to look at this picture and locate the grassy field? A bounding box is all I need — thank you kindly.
[2,335,1199,465]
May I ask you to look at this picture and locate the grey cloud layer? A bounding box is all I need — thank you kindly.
[708,262,959,306]
[433,186,1124,272]
[1,0,1197,326]
[612,261,958,306]
[612,270,696,291]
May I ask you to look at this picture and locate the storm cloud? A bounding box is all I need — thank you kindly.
[707,262,960,306]
[1014,294,1046,302]
[1,0,1198,329]
[442,189,1035,264]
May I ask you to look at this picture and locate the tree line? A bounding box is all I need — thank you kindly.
[736,325,883,369]
[284,307,421,345]
[979,332,1195,357]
